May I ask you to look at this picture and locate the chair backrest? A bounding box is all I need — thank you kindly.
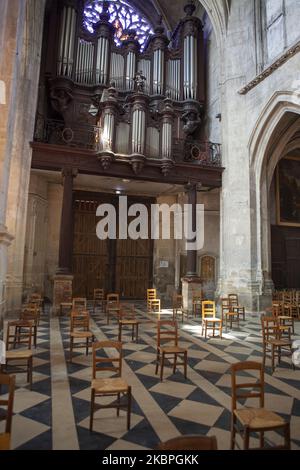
[272,302,283,318]
[147,289,156,300]
[28,293,42,305]
[6,321,34,350]
[119,304,135,320]
[92,341,122,379]
[157,435,218,450]
[221,298,230,312]
[20,307,39,325]
[173,295,183,308]
[107,293,119,303]
[157,320,178,348]
[0,374,15,433]
[261,315,280,342]
[228,294,238,306]
[202,301,216,319]
[72,297,87,311]
[231,361,264,411]
[94,289,104,300]
[70,311,90,332]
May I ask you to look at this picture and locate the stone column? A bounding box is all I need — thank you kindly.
[58,167,77,274]
[182,183,202,313]
[2,1,46,314]
[53,167,77,314]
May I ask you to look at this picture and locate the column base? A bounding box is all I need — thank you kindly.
[216,277,272,314]
[182,276,202,314]
[53,274,73,315]
[0,225,14,328]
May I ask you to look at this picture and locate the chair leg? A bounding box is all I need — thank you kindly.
[259,431,264,449]
[117,393,120,417]
[34,327,37,348]
[230,417,236,450]
[86,338,89,355]
[118,323,122,342]
[28,356,33,390]
[173,354,177,374]
[160,352,165,382]
[262,345,266,369]
[272,345,275,373]
[69,337,73,362]
[184,351,187,379]
[89,389,95,431]
[155,350,159,375]
[127,386,132,430]
[136,323,139,343]
[243,428,250,450]
[131,324,134,341]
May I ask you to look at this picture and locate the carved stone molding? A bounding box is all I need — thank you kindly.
[0,224,14,247]
[130,154,146,175]
[239,40,300,95]
[98,150,115,170]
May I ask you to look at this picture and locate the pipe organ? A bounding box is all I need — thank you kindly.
[38,1,208,174]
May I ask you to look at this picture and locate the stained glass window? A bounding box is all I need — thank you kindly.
[84,0,154,50]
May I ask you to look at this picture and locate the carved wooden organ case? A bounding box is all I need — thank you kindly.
[35,0,219,176]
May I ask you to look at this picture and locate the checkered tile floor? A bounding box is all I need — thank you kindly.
[1,306,300,450]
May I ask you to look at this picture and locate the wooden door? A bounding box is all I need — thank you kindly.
[286,237,300,288]
[116,237,152,299]
[73,199,109,298]
[72,193,153,299]
[271,225,300,289]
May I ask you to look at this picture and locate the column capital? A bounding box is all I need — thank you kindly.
[61,167,78,179]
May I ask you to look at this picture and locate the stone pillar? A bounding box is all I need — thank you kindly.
[1,1,46,314]
[53,168,77,314]
[182,183,202,313]
[57,167,77,274]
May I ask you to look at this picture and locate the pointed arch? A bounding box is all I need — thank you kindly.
[248,91,300,290]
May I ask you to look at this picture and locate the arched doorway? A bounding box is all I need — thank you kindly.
[249,93,300,303]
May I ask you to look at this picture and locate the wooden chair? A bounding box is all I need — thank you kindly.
[261,316,293,373]
[1,321,34,389]
[155,320,187,382]
[69,311,94,362]
[272,301,294,337]
[118,305,139,343]
[192,293,203,318]
[93,289,105,313]
[147,289,157,311]
[0,433,11,450]
[230,361,291,450]
[89,341,131,432]
[221,297,239,332]
[72,297,87,312]
[0,373,15,439]
[19,307,39,348]
[157,435,218,450]
[173,295,185,323]
[106,294,120,325]
[201,301,222,339]
[228,294,245,321]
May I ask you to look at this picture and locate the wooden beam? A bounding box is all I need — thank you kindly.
[31,142,223,188]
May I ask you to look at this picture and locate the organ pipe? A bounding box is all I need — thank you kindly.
[126,51,136,91]
[75,39,94,84]
[184,35,197,100]
[153,49,164,95]
[57,6,77,77]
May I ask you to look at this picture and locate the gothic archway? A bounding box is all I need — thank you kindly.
[249,92,300,298]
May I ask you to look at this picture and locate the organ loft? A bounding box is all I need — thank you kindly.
[31,0,223,308]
